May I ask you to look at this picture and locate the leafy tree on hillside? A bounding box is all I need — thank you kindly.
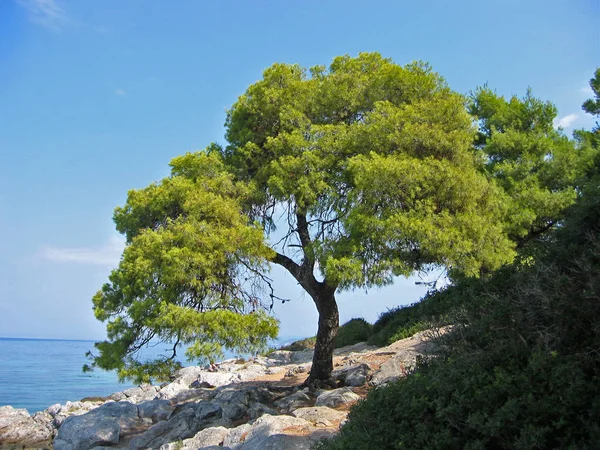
[469,86,596,248]
[317,73,600,450]
[88,53,519,385]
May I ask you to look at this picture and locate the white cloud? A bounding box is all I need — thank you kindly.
[580,86,594,96]
[38,235,125,266]
[553,113,578,129]
[115,89,126,97]
[16,0,69,32]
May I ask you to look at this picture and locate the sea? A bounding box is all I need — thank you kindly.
[0,336,300,414]
[0,337,137,413]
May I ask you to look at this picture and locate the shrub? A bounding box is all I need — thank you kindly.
[334,318,373,348]
[319,174,600,450]
[368,290,458,346]
[279,336,316,351]
[316,349,600,450]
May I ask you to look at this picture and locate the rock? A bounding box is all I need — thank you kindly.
[137,399,175,423]
[214,386,275,422]
[333,342,377,355]
[53,401,144,450]
[291,406,347,427]
[370,350,416,386]
[284,363,310,377]
[238,414,312,450]
[273,391,312,412]
[49,400,106,428]
[222,423,251,448]
[315,387,360,408]
[129,401,223,450]
[236,362,271,381]
[332,363,372,386]
[265,350,292,365]
[247,402,277,420]
[160,427,229,450]
[189,379,215,389]
[169,387,214,405]
[290,350,315,364]
[158,368,239,400]
[0,405,54,447]
[113,384,160,404]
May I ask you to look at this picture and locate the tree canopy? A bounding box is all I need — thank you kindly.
[87,53,589,385]
[469,86,596,247]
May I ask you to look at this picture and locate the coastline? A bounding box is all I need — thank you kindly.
[0,330,436,449]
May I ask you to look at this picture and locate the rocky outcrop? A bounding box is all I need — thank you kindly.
[315,387,361,408]
[291,406,347,427]
[54,401,147,450]
[1,330,439,449]
[332,363,372,386]
[129,401,224,450]
[0,405,54,447]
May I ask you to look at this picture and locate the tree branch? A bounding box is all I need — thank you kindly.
[516,220,557,249]
[271,251,302,279]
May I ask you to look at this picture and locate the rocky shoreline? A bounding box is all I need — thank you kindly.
[0,330,436,450]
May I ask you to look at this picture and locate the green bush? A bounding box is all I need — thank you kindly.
[368,290,458,346]
[279,336,316,351]
[318,173,600,450]
[317,349,600,450]
[334,318,373,348]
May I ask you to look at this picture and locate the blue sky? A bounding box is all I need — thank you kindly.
[0,0,598,341]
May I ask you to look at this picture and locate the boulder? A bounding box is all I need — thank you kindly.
[331,363,372,386]
[110,384,160,404]
[285,363,310,377]
[247,402,277,420]
[370,350,416,386]
[48,400,105,428]
[53,401,144,450]
[213,386,275,422]
[236,362,271,381]
[290,350,315,364]
[137,399,175,423]
[265,350,292,365]
[238,414,312,450]
[169,387,214,405]
[0,405,54,447]
[222,423,251,448]
[315,387,360,408]
[333,342,376,355]
[291,406,347,427]
[273,391,312,412]
[185,425,230,448]
[158,368,239,400]
[129,401,223,450]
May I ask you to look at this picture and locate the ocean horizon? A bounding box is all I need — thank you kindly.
[0,335,302,414]
[0,337,137,414]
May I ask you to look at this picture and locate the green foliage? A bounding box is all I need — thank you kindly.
[225,52,515,287]
[334,318,373,348]
[469,87,597,246]
[582,68,600,118]
[88,152,278,383]
[318,155,600,449]
[91,53,590,383]
[318,350,600,450]
[279,336,317,352]
[368,290,457,346]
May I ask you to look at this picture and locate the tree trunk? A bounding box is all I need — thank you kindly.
[307,288,339,387]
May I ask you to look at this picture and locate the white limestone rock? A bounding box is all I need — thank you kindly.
[315,387,360,408]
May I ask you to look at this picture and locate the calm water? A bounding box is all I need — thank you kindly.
[0,336,297,414]
[0,338,136,413]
